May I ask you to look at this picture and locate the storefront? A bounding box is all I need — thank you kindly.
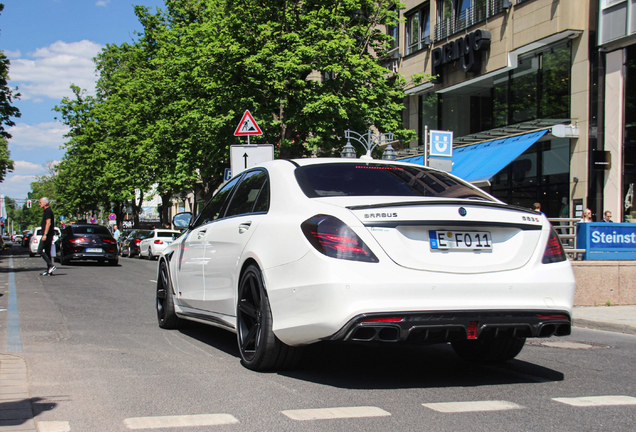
[394,0,592,219]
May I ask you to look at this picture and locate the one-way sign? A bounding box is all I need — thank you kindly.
[230,144,274,177]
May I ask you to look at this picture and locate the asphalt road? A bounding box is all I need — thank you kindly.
[1,246,635,431]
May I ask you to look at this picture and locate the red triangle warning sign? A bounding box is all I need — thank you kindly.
[234,110,263,136]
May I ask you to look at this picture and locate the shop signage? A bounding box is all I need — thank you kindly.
[431,29,491,81]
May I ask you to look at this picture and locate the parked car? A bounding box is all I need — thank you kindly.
[54,224,119,265]
[29,227,62,257]
[2,235,13,249]
[138,229,181,260]
[14,235,23,245]
[22,231,33,247]
[155,159,576,371]
[116,229,132,253]
[120,230,151,257]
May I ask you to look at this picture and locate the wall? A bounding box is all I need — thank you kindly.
[572,260,636,305]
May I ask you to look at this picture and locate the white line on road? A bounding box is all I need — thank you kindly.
[124,414,239,429]
[423,400,524,413]
[37,421,71,432]
[149,280,157,283]
[552,396,636,407]
[282,406,391,421]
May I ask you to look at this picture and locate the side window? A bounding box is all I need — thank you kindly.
[252,178,269,213]
[148,231,155,238]
[192,175,241,228]
[225,170,268,217]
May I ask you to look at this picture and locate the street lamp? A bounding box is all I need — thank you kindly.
[342,129,396,160]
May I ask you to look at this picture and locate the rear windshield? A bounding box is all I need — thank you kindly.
[72,226,111,235]
[295,163,494,200]
[157,231,179,239]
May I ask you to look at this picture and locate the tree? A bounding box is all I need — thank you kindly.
[0,3,21,182]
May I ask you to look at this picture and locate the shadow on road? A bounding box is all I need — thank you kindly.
[0,397,57,427]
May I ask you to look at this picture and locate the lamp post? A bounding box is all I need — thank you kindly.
[341,129,396,160]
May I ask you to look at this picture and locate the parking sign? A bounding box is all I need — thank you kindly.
[429,130,453,157]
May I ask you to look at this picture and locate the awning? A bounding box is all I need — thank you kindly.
[399,129,548,183]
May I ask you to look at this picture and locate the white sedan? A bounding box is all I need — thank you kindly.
[29,227,62,257]
[138,229,181,260]
[156,158,575,371]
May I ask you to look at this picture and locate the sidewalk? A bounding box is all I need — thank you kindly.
[573,305,636,335]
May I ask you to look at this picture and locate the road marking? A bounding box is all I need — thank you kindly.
[149,280,157,283]
[423,400,524,413]
[6,257,23,352]
[38,421,71,432]
[281,406,391,421]
[552,396,636,407]
[124,414,239,429]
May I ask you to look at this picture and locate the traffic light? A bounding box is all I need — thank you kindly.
[26,199,32,208]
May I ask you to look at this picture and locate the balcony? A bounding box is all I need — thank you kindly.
[434,0,508,41]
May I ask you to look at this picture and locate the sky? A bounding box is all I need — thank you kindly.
[0,0,166,200]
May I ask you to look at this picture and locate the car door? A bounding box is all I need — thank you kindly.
[176,176,241,310]
[141,231,155,256]
[202,169,269,316]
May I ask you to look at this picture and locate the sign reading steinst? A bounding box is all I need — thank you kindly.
[230,145,274,177]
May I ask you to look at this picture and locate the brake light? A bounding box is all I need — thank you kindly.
[33,238,39,244]
[542,226,566,264]
[361,317,404,323]
[70,238,87,244]
[103,239,116,244]
[301,215,379,263]
[134,238,142,244]
[154,240,163,244]
[537,314,569,320]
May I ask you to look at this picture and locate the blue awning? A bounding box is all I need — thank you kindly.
[399,129,548,183]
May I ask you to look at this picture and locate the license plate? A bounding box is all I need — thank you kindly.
[86,248,102,253]
[429,230,492,250]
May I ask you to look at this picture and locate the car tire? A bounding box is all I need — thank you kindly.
[108,259,118,266]
[451,336,526,363]
[157,260,180,329]
[236,264,302,371]
[29,252,35,257]
[148,247,153,260]
[61,255,70,265]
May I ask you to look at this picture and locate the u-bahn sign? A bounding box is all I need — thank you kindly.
[432,29,491,81]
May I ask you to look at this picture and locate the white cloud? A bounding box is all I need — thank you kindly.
[96,1,111,6]
[13,161,44,174]
[6,122,70,150]
[7,40,103,101]
[1,174,38,199]
[2,49,21,58]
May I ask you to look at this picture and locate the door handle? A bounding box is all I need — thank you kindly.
[197,229,207,239]
[238,222,252,234]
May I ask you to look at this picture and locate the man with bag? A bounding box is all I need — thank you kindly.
[38,197,56,276]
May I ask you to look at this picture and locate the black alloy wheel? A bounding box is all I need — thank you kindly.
[156,260,180,329]
[236,264,301,371]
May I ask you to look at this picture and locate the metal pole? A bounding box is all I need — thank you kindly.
[424,125,429,166]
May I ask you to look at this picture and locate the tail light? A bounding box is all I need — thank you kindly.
[70,238,88,244]
[301,215,379,263]
[154,240,163,244]
[33,238,39,244]
[361,317,404,323]
[134,238,142,244]
[103,239,116,244]
[542,226,566,264]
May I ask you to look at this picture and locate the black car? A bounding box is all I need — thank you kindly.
[120,230,151,257]
[54,224,119,265]
[22,231,33,247]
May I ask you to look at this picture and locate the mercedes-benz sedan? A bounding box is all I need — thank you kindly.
[156,158,575,371]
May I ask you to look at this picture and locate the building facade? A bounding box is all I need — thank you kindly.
[392,0,607,220]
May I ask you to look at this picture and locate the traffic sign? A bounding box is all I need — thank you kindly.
[224,168,232,182]
[230,145,274,177]
[61,223,66,229]
[90,218,96,224]
[60,216,65,221]
[234,110,263,136]
[429,130,453,157]
[109,213,116,221]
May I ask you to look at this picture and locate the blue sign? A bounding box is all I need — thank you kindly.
[60,216,65,221]
[224,168,232,181]
[429,130,453,158]
[577,222,636,260]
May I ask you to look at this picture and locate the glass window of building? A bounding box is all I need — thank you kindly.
[386,7,399,51]
[623,45,636,221]
[406,3,431,55]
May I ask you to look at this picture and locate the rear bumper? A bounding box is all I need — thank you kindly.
[68,252,118,261]
[327,310,571,344]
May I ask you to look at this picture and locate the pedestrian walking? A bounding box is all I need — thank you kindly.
[38,197,56,276]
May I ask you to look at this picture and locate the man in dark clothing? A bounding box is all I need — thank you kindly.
[38,197,56,276]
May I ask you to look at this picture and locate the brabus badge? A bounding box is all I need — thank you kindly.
[458,207,467,217]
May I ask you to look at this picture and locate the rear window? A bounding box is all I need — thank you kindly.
[295,163,494,200]
[72,226,111,235]
[157,231,179,239]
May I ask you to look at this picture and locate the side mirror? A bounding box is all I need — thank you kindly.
[173,212,193,230]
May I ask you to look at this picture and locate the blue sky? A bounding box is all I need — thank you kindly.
[1,0,166,199]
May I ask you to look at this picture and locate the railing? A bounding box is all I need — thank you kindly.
[548,217,586,259]
[434,0,506,41]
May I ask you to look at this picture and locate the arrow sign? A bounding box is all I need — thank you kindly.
[234,110,263,136]
[230,145,274,177]
[243,153,249,169]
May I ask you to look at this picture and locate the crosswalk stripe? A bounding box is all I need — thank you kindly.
[282,406,391,421]
[552,396,636,407]
[123,414,239,429]
[423,400,524,413]
[37,421,71,432]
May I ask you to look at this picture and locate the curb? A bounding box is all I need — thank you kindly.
[573,319,636,335]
